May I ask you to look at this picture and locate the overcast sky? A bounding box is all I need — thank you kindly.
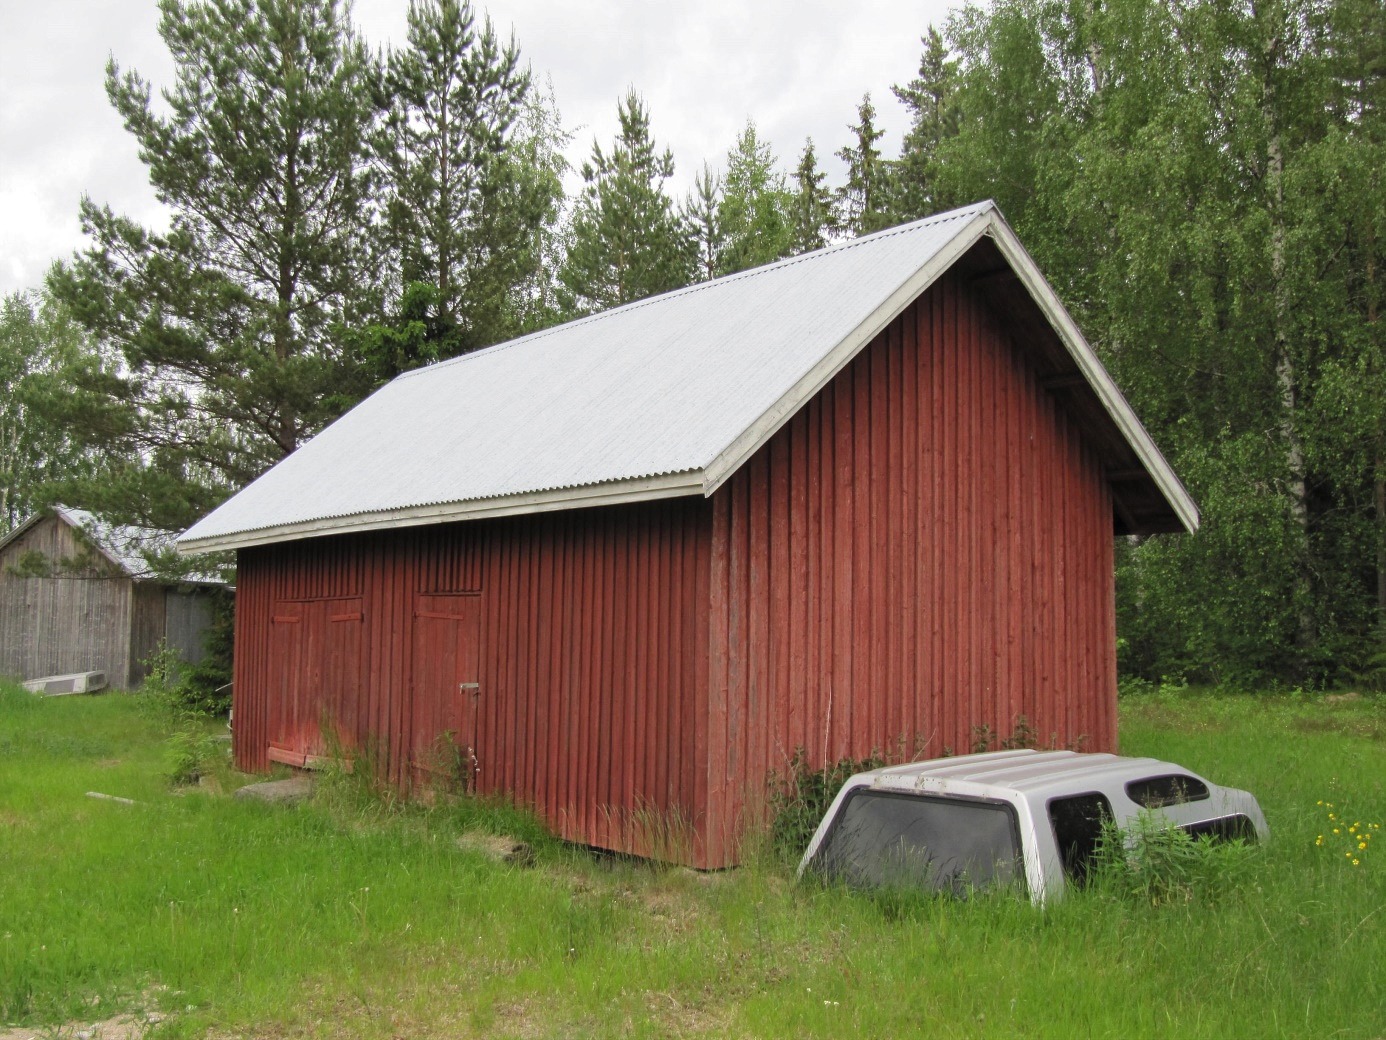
[0,0,957,296]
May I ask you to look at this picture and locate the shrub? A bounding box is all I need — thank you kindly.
[767,748,884,864]
[164,728,225,787]
[1088,811,1257,906]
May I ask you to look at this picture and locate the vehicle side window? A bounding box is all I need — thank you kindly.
[1126,774,1210,808]
[810,790,1022,896]
[1181,814,1257,843]
[1047,792,1113,885]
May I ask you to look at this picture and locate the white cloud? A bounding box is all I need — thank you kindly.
[0,0,955,295]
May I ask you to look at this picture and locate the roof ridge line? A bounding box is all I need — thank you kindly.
[394,202,994,383]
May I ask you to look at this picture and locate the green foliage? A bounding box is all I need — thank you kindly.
[561,91,694,312]
[834,93,894,236]
[1088,812,1258,907]
[717,122,795,274]
[788,139,837,254]
[683,163,723,281]
[0,292,94,533]
[40,0,381,530]
[163,726,227,787]
[767,748,884,863]
[139,591,233,720]
[376,0,566,361]
[934,0,1386,686]
[890,26,961,222]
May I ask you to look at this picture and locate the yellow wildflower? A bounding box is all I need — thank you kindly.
[1353,859,1360,866]
[1359,842,1367,850]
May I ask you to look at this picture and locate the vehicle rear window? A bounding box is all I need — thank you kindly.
[1182,814,1257,842]
[1126,774,1210,808]
[1048,792,1113,885]
[809,790,1022,895]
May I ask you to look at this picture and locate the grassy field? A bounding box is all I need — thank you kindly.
[1,682,1383,1039]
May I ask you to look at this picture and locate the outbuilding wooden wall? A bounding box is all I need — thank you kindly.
[231,271,1117,868]
[701,271,1116,864]
[0,516,136,689]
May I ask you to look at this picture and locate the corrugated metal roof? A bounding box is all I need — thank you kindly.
[0,506,225,584]
[179,200,1196,552]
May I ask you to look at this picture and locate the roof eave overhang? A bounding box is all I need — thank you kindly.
[178,470,705,554]
[701,208,996,497]
[979,211,1199,533]
[700,208,1196,533]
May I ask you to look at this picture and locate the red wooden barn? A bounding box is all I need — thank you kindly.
[180,202,1196,868]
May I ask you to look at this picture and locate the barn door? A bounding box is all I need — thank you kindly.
[410,593,482,788]
[267,597,363,768]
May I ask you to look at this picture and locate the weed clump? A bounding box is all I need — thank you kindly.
[767,749,884,864]
[1087,812,1258,906]
[164,728,226,787]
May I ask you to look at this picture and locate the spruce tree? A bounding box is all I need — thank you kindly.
[835,93,893,236]
[892,27,961,221]
[561,91,694,312]
[45,0,379,527]
[788,138,837,254]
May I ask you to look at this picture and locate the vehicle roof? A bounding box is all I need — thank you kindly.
[860,749,1207,801]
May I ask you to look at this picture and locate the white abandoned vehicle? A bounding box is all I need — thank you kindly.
[798,749,1267,903]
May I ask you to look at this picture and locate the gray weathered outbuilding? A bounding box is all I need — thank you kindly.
[0,506,224,690]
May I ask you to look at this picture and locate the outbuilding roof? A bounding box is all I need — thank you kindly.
[179,201,1196,553]
[1,506,224,584]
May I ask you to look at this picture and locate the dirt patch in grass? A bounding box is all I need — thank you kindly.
[1290,715,1386,741]
[0,1011,162,1040]
[0,809,32,831]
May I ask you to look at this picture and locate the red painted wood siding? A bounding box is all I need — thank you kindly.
[233,500,712,858]
[232,271,1116,868]
[703,272,1116,864]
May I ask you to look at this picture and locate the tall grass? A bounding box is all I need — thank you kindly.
[1,681,1383,1038]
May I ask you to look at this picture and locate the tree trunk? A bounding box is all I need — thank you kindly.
[1260,4,1315,653]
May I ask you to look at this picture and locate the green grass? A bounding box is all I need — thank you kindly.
[1,682,1384,1038]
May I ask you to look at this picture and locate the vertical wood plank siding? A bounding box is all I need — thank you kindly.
[0,516,136,688]
[704,273,1116,865]
[232,273,1117,868]
[233,499,712,860]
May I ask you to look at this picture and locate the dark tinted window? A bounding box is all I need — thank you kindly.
[1048,792,1113,885]
[1182,814,1257,843]
[1126,774,1210,808]
[810,790,1021,895]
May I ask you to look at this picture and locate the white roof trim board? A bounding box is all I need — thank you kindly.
[179,201,1197,554]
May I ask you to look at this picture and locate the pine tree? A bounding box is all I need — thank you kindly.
[683,163,723,282]
[788,138,836,254]
[892,27,961,221]
[717,121,794,273]
[835,93,893,236]
[561,91,694,312]
[44,0,379,527]
[376,0,562,367]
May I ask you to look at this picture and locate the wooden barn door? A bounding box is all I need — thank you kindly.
[410,593,482,789]
[267,597,364,768]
